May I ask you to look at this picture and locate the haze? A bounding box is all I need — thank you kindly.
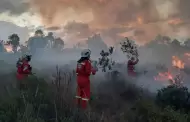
[0,0,189,46]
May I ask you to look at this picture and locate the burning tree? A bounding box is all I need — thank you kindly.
[98,46,115,72]
[172,56,185,69]
[120,37,138,59]
[8,34,20,53]
[167,73,184,87]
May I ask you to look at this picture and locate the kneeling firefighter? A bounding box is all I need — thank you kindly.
[75,49,97,109]
[16,54,32,90]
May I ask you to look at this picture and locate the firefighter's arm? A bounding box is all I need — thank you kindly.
[85,61,93,76]
[134,58,139,64]
[91,68,96,75]
[23,65,32,74]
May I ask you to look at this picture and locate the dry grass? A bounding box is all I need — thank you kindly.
[0,66,188,122]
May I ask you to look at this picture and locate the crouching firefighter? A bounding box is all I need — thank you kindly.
[127,57,139,76]
[16,54,32,90]
[75,49,97,109]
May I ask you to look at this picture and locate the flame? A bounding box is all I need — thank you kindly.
[4,45,13,53]
[154,55,185,86]
[154,71,184,86]
[184,53,190,60]
[154,71,174,82]
[137,17,143,25]
[168,18,183,25]
[172,56,184,69]
[184,53,190,57]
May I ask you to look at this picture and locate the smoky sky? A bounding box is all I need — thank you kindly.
[1,0,190,44]
[0,0,29,15]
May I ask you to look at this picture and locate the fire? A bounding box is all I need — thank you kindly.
[154,71,174,83]
[184,53,190,60]
[168,18,183,25]
[154,71,183,86]
[184,53,190,57]
[4,45,13,53]
[154,55,185,86]
[172,56,184,69]
[137,17,143,25]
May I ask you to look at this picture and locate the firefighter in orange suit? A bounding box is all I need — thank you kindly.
[75,49,97,109]
[127,57,139,76]
[16,54,32,90]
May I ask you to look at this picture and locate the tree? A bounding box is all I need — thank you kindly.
[86,34,108,55]
[53,37,64,51]
[45,32,55,48]
[35,29,44,37]
[184,38,190,48]
[156,85,190,111]
[8,34,20,53]
[171,39,180,47]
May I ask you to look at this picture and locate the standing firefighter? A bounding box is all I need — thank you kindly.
[127,57,139,76]
[16,54,32,90]
[76,49,97,109]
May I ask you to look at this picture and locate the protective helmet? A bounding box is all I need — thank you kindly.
[26,55,32,61]
[22,53,32,61]
[81,49,91,58]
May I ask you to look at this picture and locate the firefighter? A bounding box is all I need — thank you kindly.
[16,54,32,90]
[75,49,97,109]
[127,57,139,76]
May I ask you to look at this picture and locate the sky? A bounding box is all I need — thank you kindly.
[0,0,190,45]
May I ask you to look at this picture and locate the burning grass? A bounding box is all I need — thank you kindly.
[0,67,189,122]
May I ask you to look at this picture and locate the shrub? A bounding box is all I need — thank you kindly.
[0,69,190,122]
[127,100,189,122]
[156,85,190,111]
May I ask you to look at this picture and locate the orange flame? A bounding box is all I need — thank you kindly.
[184,53,190,57]
[172,56,184,69]
[184,53,190,60]
[137,17,143,25]
[168,18,183,25]
[154,71,174,82]
[4,45,13,53]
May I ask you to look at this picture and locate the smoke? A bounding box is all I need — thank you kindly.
[28,0,190,44]
[0,0,29,15]
[1,0,190,45]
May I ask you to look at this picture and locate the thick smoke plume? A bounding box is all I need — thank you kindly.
[0,0,29,15]
[1,0,190,45]
[27,0,190,44]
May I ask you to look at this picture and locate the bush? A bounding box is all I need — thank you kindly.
[127,100,189,122]
[0,70,190,122]
[156,85,190,111]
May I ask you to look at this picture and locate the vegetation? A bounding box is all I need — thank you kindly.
[0,67,189,122]
[156,85,190,111]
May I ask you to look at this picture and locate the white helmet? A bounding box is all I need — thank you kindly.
[81,49,91,58]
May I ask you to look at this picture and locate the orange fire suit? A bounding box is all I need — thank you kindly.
[76,59,96,109]
[16,60,32,90]
[127,59,139,76]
